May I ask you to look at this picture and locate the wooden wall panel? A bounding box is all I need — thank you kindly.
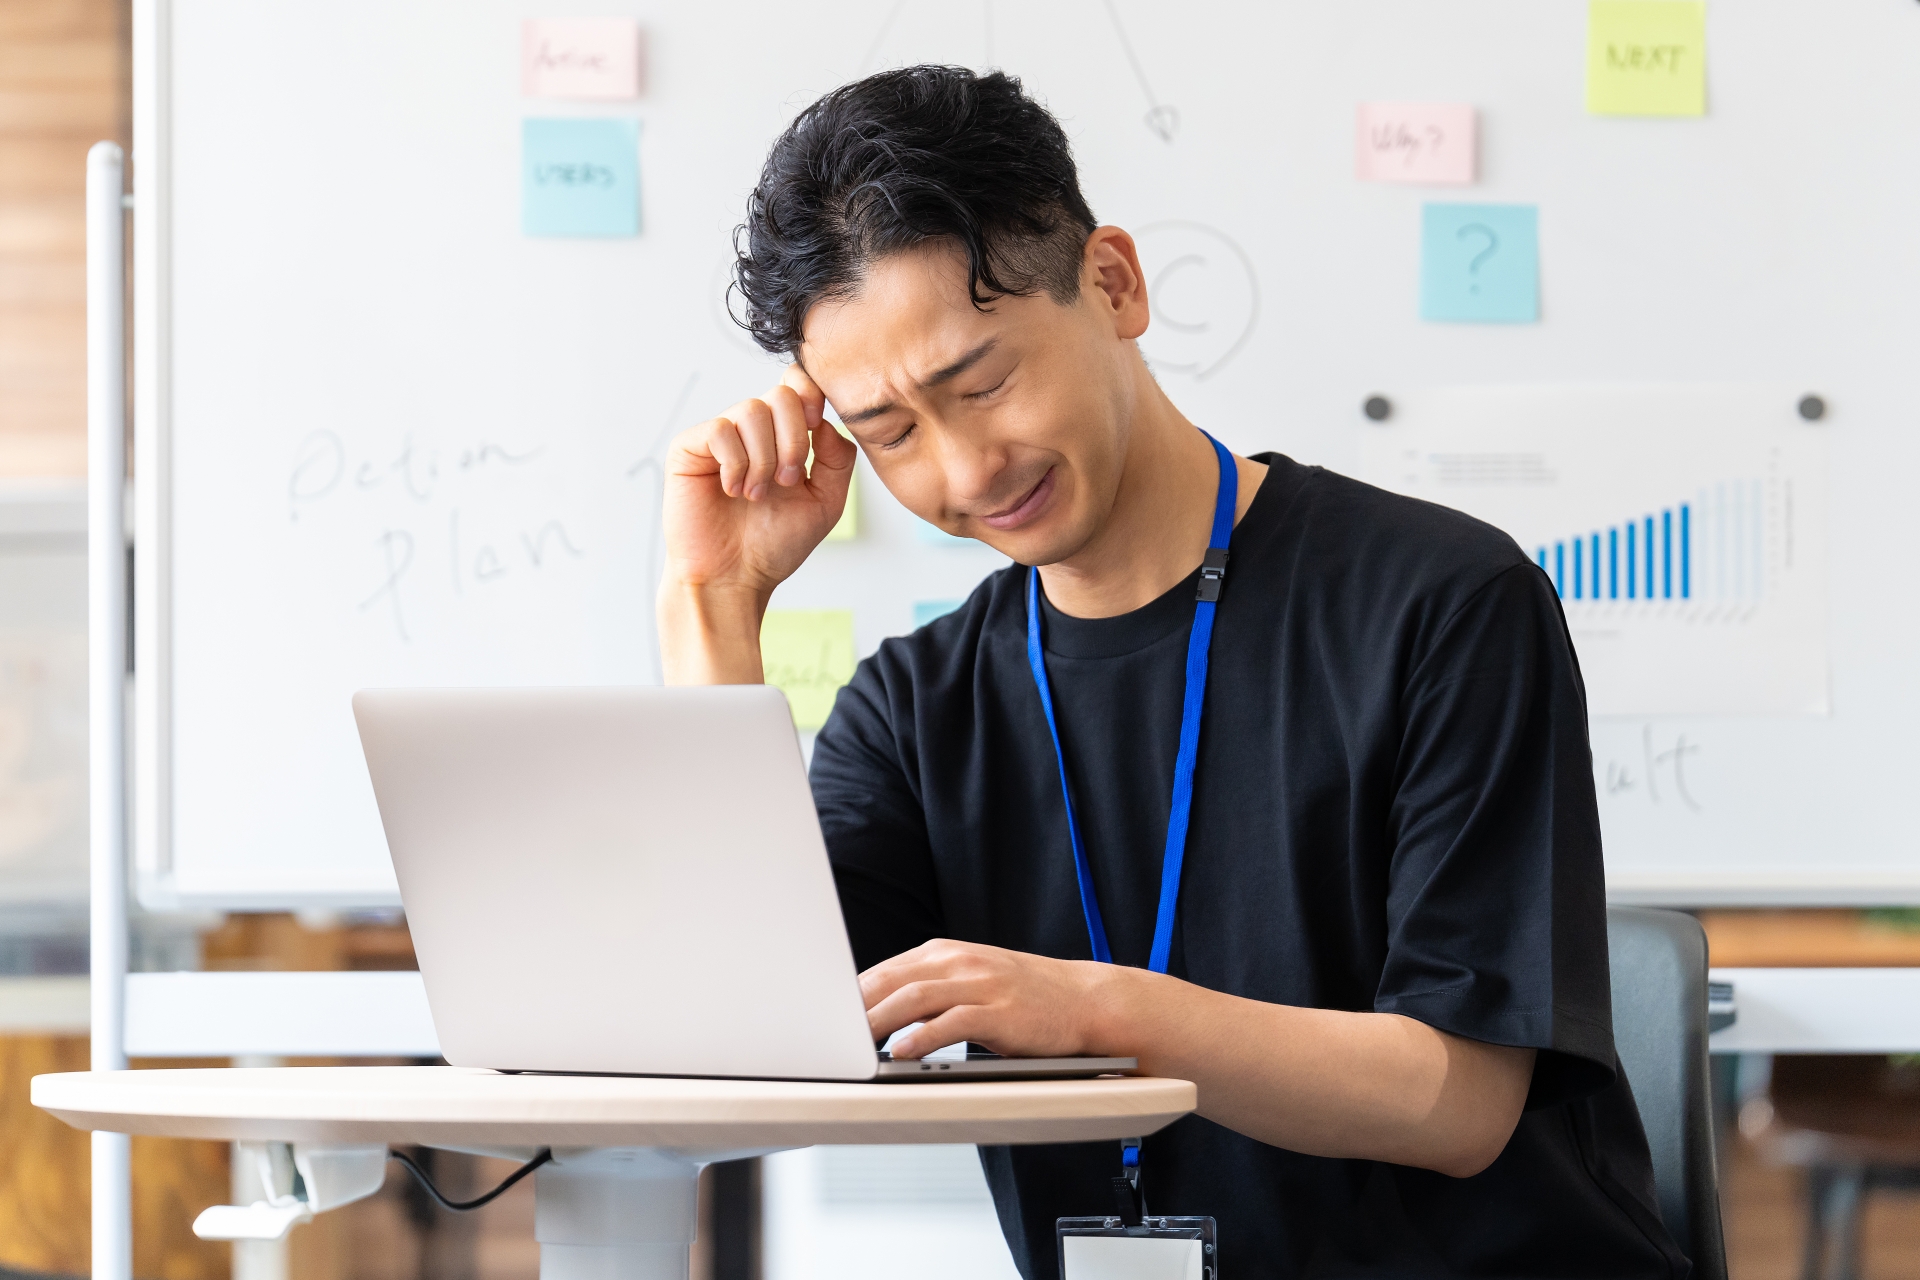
[0,0,126,478]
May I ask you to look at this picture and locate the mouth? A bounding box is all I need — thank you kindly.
[978,468,1057,532]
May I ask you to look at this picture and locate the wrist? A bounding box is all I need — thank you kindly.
[1080,962,1152,1056]
[657,576,769,685]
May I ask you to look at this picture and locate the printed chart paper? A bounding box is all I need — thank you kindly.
[1586,0,1707,117]
[1355,103,1476,185]
[761,609,857,731]
[522,118,640,237]
[1420,204,1538,324]
[1358,386,1830,717]
[521,18,643,99]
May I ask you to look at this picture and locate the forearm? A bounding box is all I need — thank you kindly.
[657,578,769,685]
[1091,968,1532,1177]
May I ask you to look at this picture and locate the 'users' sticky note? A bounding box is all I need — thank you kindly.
[522,18,644,100]
[1355,103,1476,185]
[761,610,857,731]
[1586,0,1707,117]
[523,118,640,238]
[1420,204,1538,324]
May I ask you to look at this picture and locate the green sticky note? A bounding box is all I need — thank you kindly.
[761,610,856,731]
[823,466,857,542]
[1586,1,1707,117]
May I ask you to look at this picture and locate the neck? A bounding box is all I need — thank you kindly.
[1038,364,1265,619]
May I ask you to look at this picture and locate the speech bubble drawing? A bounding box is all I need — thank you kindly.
[1132,221,1260,380]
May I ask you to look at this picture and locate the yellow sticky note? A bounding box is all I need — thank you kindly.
[1586,0,1706,117]
[823,463,858,541]
[761,609,856,730]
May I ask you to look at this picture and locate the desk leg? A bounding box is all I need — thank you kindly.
[535,1149,703,1280]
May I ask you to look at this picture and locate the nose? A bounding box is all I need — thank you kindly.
[938,433,1007,510]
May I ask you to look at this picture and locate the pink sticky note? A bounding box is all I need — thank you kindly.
[521,18,643,100]
[1354,103,1476,185]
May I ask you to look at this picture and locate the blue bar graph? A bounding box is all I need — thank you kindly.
[1539,503,1700,604]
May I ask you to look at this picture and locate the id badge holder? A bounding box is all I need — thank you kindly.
[1056,1139,1218,1279]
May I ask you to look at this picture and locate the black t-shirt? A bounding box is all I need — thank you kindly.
[809,453,1690,1280]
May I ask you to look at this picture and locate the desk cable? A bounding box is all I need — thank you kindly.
[388,1147,553,1212]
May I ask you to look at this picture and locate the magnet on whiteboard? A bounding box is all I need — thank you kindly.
[1797,395,1826,422]
[1363,395,1393,422]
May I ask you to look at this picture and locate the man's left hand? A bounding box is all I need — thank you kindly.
[860,938,1127,1059]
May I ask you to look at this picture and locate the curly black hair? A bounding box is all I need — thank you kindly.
[730,66,1099,355]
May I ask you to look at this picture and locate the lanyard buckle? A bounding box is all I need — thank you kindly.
[1195,548,1230,602]
[1111,1137,1145,1225]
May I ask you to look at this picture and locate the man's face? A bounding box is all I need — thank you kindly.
[798,233,1147,567]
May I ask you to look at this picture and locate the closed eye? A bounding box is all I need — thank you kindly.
[880,422,917,450]
[964,376,1009,401]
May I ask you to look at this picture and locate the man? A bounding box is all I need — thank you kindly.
[660,66,1686,1280]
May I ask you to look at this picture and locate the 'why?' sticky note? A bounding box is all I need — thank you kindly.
[1586,0,1707,117]
[1355,103,1476,185]
[523,118,639,238]
[761,610,857,731]
[522,18,643,100]
[1420,204,1538,324]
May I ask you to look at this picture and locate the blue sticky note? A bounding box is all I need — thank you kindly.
[1420,204,1538,323]
[913,600,963,628]
[523,118,640,238]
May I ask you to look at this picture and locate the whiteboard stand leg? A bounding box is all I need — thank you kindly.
[87,137,132,1280]
[230,1058,291,1280]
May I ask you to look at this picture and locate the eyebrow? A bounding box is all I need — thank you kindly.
[836,339,1001,426]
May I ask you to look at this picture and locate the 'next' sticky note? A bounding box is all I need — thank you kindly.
[523,118,639,238]
[1355,103,1476,185]
[1420,204,1538,324]
[522,18,643,100]
[761,610,857,731]
[1586,0,1707,117]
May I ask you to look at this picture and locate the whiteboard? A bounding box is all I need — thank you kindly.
[135,0,1920,907]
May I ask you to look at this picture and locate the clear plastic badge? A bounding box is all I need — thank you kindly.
[1056,1215,1218,1280]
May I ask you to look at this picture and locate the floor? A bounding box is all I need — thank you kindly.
[1722,1130,1920,1280]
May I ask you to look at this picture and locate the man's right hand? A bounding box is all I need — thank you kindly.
[657,364,858,684]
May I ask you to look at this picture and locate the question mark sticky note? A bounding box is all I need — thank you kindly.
[1586,0,1706,117]
[1420,204,1538,324]
[1355,103,1477,185]
[761,609,857,731]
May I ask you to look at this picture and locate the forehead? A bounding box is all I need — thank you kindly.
[799,247,1014,393]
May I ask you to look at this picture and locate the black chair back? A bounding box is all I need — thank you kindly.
[1606,905,1728,1280]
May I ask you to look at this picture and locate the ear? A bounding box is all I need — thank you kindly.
[1081,226,1151,341]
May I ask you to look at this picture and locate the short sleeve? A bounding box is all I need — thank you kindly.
[809,655,945,973]
[1375,562,1616,1109]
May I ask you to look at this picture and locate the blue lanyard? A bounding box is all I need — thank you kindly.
[1024,432,1237,974]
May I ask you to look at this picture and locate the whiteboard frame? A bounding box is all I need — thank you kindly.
[128,0,1920,911]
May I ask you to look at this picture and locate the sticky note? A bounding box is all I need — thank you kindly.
[522,18,643,100]
[522,119,639,238]
[1420,204,1538,324]
[915,519,972,547]
[1586,1,1707,117]
[823,466,858,542]
[761,610,856,731]
[913,600,963,628]
[1355,103,1476,185]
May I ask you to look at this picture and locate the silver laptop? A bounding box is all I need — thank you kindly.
[352,685,1135,1082]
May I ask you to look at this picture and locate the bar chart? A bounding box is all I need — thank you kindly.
[1358,386,1828,716]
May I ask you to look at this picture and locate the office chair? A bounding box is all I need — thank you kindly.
[1607,906,1729,1280]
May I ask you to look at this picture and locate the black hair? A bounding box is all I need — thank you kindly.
[730,65,1099,355]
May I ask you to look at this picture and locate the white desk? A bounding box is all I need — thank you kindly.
[35,1066,1195,1280]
